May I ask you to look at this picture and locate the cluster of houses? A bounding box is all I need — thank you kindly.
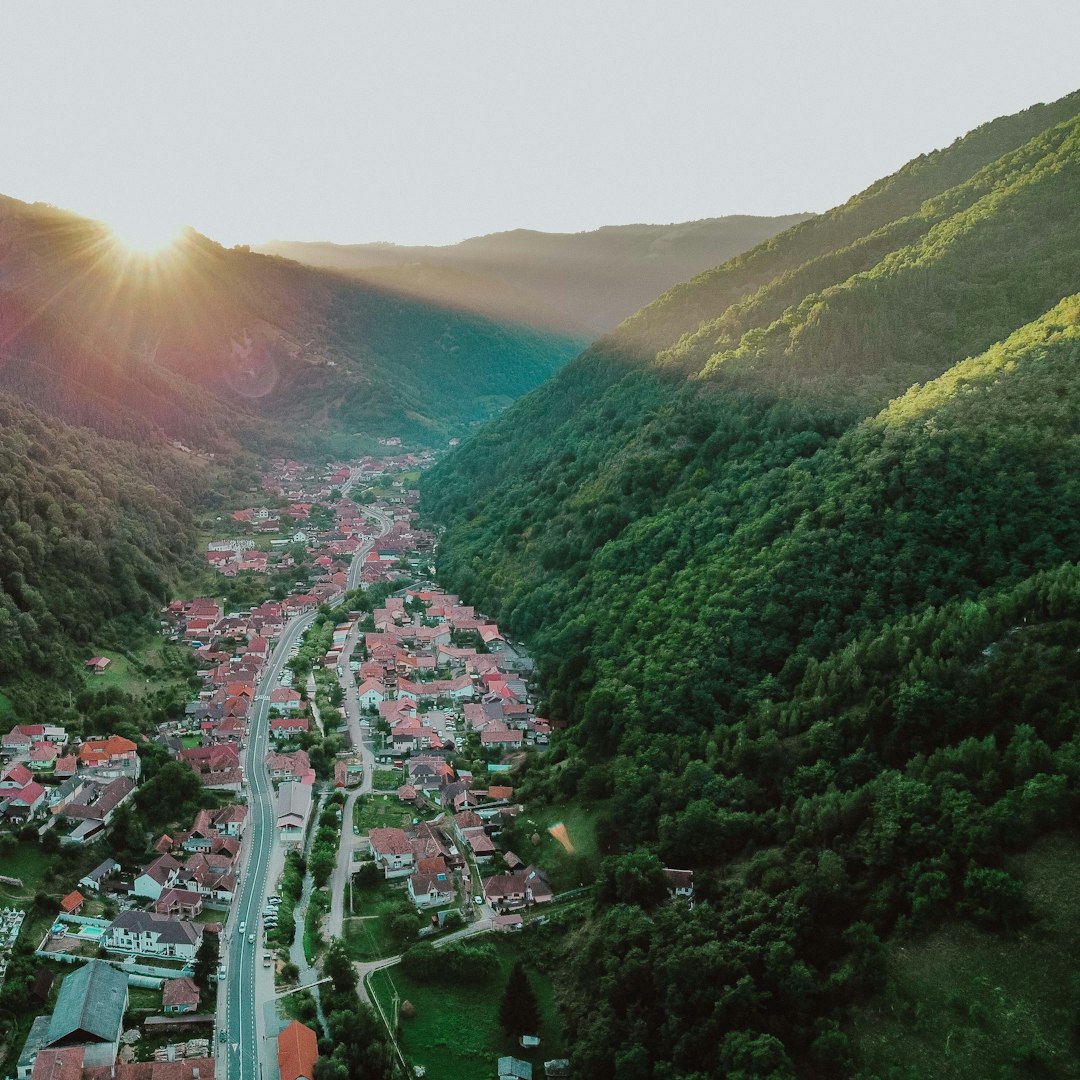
[355,588,552,761]
[201,454,437,587]
[0,723,144,844]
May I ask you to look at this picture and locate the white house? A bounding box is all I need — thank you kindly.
[103,910,203,960]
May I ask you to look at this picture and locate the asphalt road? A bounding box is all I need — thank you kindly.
[219,499,393,1080]
[221,608,318,1080]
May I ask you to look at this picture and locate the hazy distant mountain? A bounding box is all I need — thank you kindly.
[0,195,583,450]
[257,215,812,337]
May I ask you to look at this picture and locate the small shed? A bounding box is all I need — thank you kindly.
[85,657,112,674]
[498,1057,532,1080]
[59,890,85,915]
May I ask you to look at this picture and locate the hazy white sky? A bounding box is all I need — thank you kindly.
[2,1,1078,247]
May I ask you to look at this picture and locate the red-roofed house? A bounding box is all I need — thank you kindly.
[60,890,85,914]
[162,976,201,1014]
[278,1020,318,1080]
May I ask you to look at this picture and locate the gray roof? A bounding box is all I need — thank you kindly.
[46,960,127,1046]
[498,1059,532,1080]
[83,859,120,883]
[107,910,202,946]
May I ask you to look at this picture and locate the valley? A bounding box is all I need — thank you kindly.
[2,82,1080,1080]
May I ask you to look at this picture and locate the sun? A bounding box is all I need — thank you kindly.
[106,210,186,255]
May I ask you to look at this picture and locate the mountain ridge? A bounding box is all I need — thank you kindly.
[256,214,811,337]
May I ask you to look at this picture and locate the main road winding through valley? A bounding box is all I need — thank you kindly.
[219,501,393,1080]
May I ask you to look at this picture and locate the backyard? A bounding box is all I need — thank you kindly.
[353,795,420,834]
[369,937,566,1080]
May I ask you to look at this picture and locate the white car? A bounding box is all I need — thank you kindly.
[248,933,255,944]
[238,921,246,934]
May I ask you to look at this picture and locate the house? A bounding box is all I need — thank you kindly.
[664,868,695,902]
[270,716,310,738]
[407,857,453,908]
[29,743,60,770]
[367,827,416,879]
[59,777,135,828]
[356,680,385,709]
[85,658,112,675]
[483,866,553,911]
[269,688,303,714]
[79,860,119,893]
[266,750,313,784]
[161,977,201,1014]
[3,779,47,820]
[77,736,139,779]
[276,782,312,838]
[59,891,85,916]
[133,855,183,900]
[103,910,203,960]
[480,729,524,750]
[493,913,523,933]
[154,888,204,919]
[277,1020,318,1080]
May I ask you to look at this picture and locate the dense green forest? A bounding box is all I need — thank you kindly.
[0,195,582,450]
[423,91,1080,1077]
[0,394,205,707]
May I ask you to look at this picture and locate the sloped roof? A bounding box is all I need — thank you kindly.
[277,1020,318,1080]
[47,960,127,1046]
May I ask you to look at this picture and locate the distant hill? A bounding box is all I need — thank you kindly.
[0,195,584,450]
[423,89,1080,1076]
[257,215,811,337]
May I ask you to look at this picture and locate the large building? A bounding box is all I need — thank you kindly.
[19,961,128,1078]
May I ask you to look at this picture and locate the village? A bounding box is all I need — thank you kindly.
[0,450,692,1080]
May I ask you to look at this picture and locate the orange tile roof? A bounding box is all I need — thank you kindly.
[277,1020,318,1080]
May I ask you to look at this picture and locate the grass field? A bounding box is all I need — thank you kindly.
[353,795,419,834]
[0,841,59,903]
[369,938,566,1080]
[341,879,421,962]
[181,735,203,749]
[852,834,1080,1078]
[84,637,195,698]
[509,801,601,892]
[0,690,13,720]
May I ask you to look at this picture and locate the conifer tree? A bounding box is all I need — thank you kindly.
[498,960,540,1038]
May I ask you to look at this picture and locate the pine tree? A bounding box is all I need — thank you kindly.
[498,960,540,1038]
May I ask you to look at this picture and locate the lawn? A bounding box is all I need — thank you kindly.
[369,938,566,1080]
[0,840,59,903]
[851,833,1080,1078]
[505,801,601,893]
[181,735,203,749]
[341,881,420,962]
[84,637,196,699]
[353,795,419,834]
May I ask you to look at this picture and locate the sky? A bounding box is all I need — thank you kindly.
[2,1,1079,248]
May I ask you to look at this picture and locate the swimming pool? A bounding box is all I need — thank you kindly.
[76,925,105,938]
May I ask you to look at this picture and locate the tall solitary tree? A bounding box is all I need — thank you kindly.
[498,960,540,1038]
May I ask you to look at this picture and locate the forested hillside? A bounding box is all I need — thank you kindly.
[0,196,582,448]
[424,90,1080,1077]
[0,394,204,708]
[259,214,811,338]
